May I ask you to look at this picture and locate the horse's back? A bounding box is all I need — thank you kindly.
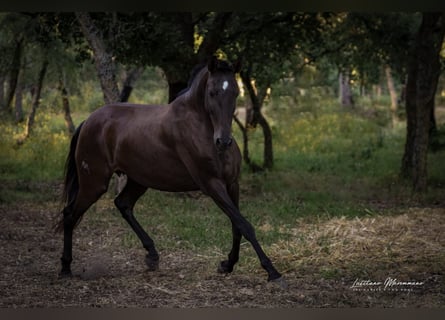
[89,103,166,124]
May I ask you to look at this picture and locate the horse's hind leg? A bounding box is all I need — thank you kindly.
[60,205,76,276]
[60,177,110,276]
[114,178,159,271]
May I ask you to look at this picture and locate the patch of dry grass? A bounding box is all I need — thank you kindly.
[268,208,444,279]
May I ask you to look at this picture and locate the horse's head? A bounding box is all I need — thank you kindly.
[205,57,241,152]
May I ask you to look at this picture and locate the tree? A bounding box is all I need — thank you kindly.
[0,13,30,114]
[316,13,419,110]
[106,12,233,102]
[119,66,144,103]
[22,56,49,140]
[223,13,331,170]
[75,12,120,104]
[58,75,75,135]
[401,12,445,192]
[385,65,399,127]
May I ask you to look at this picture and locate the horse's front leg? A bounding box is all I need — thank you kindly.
[218,223,241,274]
[218,182,241,274]
[207,178,283,283]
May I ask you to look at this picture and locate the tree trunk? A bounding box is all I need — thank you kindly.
[401,64,417,179]
[0,76,5,109]
[58,78,75,135]
[162,12,232,103]
[233,113,263,172]
[161,65,190,103]
[233,115,252,169]
[14,73,24,123]
[76,12,120,104]
[21,58,48,141]
[119,66,144,102]
[401,12,445,192]
[5,38,23,113]
[398,80,407,108]
[196,13,232,62]
[240,71,274,170]
[385,65,399,127]
[257,112,274,169]
[339,69,354,107]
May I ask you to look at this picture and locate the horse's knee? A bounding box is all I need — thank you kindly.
[114,195,126,208]
[114,197,133,219]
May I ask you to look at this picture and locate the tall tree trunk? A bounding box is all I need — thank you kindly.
[233,114,263,172]
[401,12,445,192]
[163,68,187,103]
[240,71,274,170]
[5,38,23,113]
[76,12,120,104]
[163,12,232,103]
[0,76,5,109]
[14,73,24,123]
[401,64,417,179]
[385,65,399,127]
[196,12,232,62]
[21,58,48,141]
[119,66,144,102]
[339,69,354,107]
[257,112,274,169]
[398,79,407,108]
[58,77,75,136]
[233,115,249,162]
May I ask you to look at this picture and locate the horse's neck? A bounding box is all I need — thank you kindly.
[184,69,208,110]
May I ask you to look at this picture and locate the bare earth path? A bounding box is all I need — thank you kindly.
[0,188,444,307]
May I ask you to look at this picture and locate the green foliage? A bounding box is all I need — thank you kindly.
[0,112,70,182]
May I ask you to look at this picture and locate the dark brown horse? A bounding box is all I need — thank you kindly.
[56,57,284,285]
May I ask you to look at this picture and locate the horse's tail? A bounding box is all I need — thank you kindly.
[54,121,85,233]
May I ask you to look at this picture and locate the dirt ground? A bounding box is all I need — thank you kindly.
[0,186,444,308]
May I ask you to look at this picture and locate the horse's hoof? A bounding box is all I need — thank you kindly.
[58,270,73,279]
[268,276,288,290]
[145,254,159,271]
[217,260,233,274]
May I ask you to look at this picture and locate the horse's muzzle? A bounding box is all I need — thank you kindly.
[215,137,233,151]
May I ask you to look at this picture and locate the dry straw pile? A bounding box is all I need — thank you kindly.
[269,208,444,277]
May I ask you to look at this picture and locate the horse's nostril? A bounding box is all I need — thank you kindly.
[215,137,232,149]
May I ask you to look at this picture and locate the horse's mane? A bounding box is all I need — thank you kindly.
[176,59,234,99]
[175,63,206,99]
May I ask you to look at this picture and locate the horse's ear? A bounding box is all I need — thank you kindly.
[208,56,218,73]
[233,58,242,73]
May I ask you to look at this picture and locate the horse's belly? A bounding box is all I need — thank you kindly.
[119,156,199,192]
[138,171,199,192]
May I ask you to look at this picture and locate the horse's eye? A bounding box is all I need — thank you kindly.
[209,90,218,97]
